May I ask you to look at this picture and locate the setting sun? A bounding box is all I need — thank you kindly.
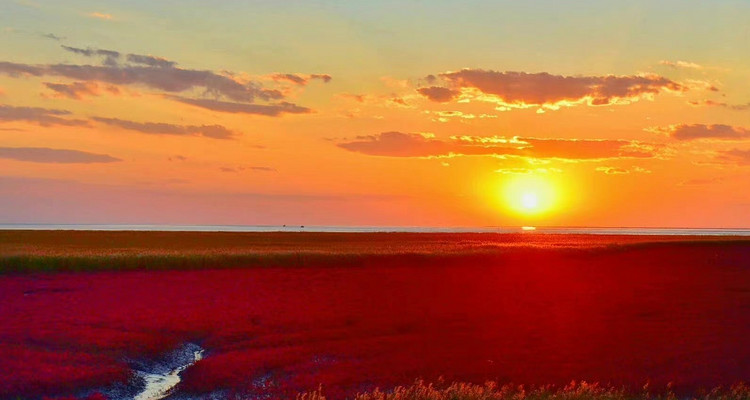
[503,175,559,216]
[521,193,539,210]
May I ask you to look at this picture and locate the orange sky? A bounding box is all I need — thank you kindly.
[1,1,749,228]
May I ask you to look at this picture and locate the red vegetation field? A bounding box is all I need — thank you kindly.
[1,231,749,399]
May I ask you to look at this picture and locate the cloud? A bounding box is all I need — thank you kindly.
[170,96,312,116]
[0,58,285,103]
[595,166,650,175]
[337,132,660,160]
[337,93,366,102]
[126,54,176,68]
[339,132,479,157]
[41,33,64,41]
[652,124,750,141]
[270,73,332,85]
[61,45,120,66]
[334,92,412,112]
[389,97,409,107]
[61,45,121,59]
[87,12,113,20]
[425,69,685,109]
[514,137,659,159]
[683,79,719,92]
[595,167,629,174]
[688,99,750,111]
[0,47,326,117]
[495,167,562,174]
[658,60,728,73]
[44,81,119,99]
[220,166,276,173]
[715,149,750,166]
[428,110,497,122]
[417,86,460,102]
[0,104,89,126]
[92,117,237,139]
[0,61,47,76]
[248,166,276,172]
[0,147,120,163]
[658,60,704,70]
[679,176,728,186]
[62,45,177,69]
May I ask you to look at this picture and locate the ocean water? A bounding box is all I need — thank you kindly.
[1,224,750,235]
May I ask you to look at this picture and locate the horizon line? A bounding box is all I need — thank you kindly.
[1,223,750,235]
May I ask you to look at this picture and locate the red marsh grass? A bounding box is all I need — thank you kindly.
[1,231,749,399]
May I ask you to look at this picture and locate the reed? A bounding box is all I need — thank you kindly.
[299,380,750,400]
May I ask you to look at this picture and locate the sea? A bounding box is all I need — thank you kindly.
[1,224,749,235]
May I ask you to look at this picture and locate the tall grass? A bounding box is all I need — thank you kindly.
[298,380,750,400]
[2,230,749,274]
[0,252,531,274]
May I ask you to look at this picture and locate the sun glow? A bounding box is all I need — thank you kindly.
[521,192,539,210]
[503,175,559,216]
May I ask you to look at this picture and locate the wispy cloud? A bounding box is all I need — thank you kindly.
[86,12,113,20]
[270,73,332,85]
[170,96,311,116]
[220,166,277,173]
[595,166,650,175]
[688,99,750,111]
[92,117,237,139]
[0,147,120,163]
[658,60,728,72]
[651,124,750,141]
[715,149,750,166]
[0,59,282,102]
[44,81,119,99]
[337,132,661,161]
[0,104,89,126]
[0,46,323,116]
[4,57,275,103]
[60,45,118,58]
[125,53,176,68]
[658,60,705,70]
[495,167,561,175]
[40,33,64,41]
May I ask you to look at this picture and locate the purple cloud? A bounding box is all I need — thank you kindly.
[424,69,685,107]
[170,97,311,116]
[92,117,237,139]
[0,104,89,127]
[656,124,750,141]
[0,147,121,163]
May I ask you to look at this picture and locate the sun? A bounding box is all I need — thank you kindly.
[520,192,539,210]
[502,175,558,216]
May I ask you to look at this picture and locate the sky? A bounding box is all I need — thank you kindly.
[0,0,749,228]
